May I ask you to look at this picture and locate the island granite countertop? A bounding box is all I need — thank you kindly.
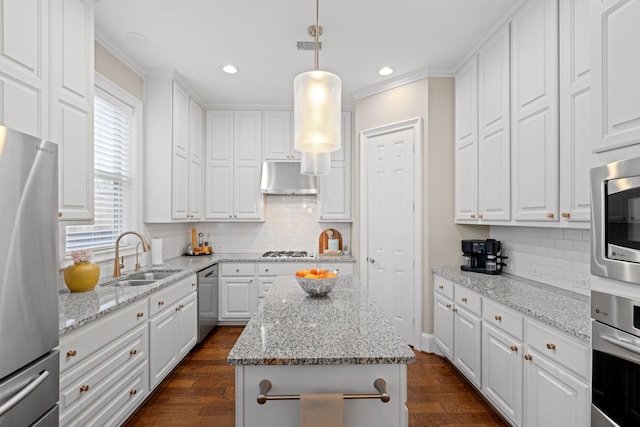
[432,268,590,342]
[59,253,355,336]
[227,274,416,366]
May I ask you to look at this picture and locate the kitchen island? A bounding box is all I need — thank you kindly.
[228,275,415,427]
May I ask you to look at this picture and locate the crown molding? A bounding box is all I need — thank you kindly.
[351,67,433,101]
[95,30,146,78]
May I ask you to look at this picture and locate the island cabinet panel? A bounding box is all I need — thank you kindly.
[236,364,408,427]
[434,293,454,360]
[453,305,482,388]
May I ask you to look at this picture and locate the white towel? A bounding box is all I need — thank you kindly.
[300,393,344,427]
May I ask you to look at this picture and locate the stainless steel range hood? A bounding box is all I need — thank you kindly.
[260,161,317,195]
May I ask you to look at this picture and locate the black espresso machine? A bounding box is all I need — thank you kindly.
[461,239,507,275]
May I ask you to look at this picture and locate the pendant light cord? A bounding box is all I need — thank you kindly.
[314,0,319,71]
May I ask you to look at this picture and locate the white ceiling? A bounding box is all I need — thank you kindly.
[95,0,516,106]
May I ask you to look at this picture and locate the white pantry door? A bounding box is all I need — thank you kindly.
[365,126,415,345]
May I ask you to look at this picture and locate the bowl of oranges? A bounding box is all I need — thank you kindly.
[295,268,339,297]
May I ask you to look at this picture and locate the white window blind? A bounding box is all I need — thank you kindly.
[65,93,136,253]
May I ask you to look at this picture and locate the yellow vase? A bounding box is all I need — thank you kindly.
[64,261,100,293]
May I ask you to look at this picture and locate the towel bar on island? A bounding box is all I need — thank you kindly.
[257,378,391,404]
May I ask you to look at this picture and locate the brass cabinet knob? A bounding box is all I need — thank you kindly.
[510,346,518,352]
[546,343,556,350]
[136,312,144,318]
[561,212,570,218]
[66,350,77,357]
[130,349,137,355]
[179,304,184,309]
[236,269,239,272]
[58,212,63,218]
[478,214,484,219]
[495,315,502,321]
[452,308,458,313]
[192,283,197,287]
[130,389,137,395]
[80,385,90,392]
[438,285,444,290]
[175,306,181,311]
[158,301,164,306]
[524,354,532,361]
[546,213,554,219]
[265,269,269,273]
[461,297,468,303]
[470,214,476,219]
[446,304,451,308]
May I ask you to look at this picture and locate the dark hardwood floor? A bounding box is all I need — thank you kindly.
[125,326,508,427]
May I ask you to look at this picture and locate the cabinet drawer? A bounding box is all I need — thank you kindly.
[60,299,148,373]
[455,286,481,317]
[257,263,300,276]
[149,274,197,317]
[59,324,148,417]
[434,276,454,299]
[221,262,255,276]
[319,262,354,274]
[483,299,524,341]
[526,319,589,379]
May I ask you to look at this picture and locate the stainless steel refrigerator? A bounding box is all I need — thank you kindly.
[0,127,60,426]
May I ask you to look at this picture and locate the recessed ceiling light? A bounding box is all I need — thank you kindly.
[125,32,150,47]
[223,65,238,74]
[378,67,394,76]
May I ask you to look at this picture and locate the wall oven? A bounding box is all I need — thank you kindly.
[591,291,640,426]
[591,157,640,284]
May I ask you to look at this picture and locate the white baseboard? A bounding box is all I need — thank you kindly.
[419,333,436,353]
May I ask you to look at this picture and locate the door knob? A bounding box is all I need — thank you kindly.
[369,258,375,263]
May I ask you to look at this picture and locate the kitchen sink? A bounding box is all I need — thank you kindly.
[111,279,156,287]
[127,270,181,281]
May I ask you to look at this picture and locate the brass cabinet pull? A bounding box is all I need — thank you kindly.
[66,350,77,357]
[80,385,90,392]
[130,349,137,355]
[470,214,476,219]
[176,306,181,311]
[136,312,144,318]
[130,389,137,395]
[158,301,164,306]
[446,304,451,308]
[561,212,570,218]
[438,285,443,290]
[478,214,483,219]
[495,315,502,321]
[524,354,532,361]
[452,308,458,313]
[546,343,556,350]
[192,283,197,287]
[510,346,518,352]
[180,304,184,309]
[546,213,554,219]
[461,297,468,303]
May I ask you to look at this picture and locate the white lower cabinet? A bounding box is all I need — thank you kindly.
[482,323,523,426]
[432,274,590,427]
[149,279,198,390]
[58,299,149,426]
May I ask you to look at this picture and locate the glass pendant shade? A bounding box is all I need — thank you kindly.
[294,70,341,154]
[300,151,331,176]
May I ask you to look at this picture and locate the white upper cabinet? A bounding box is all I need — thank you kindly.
[559,0,591,223]
[263,110,299,160]
[205,110,264,221]
[50,0,94,222]
[454,57,479,222]
[592,0,640,152]
[511,0,559,222]
[0,0,46,138]
[478,26,511,222]
[318,111,352,222]
[145,76,204,222]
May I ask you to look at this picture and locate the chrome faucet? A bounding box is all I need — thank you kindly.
[113,231,150,277]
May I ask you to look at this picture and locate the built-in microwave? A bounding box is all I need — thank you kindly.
[592,157,640,284]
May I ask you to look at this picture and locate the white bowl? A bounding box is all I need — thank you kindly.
[295,276,338,297]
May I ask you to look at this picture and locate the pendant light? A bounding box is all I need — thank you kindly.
[294,0,341,158]
[300,151,331,176]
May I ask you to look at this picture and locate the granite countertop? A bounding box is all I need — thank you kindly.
[59,253,356,336]
[432,268,590,342]
[227,275,416,366]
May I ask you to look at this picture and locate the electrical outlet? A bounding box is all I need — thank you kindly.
[531,266,542,277]
[573,274,590,290]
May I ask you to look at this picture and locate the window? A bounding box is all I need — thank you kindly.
[65,89,138,253]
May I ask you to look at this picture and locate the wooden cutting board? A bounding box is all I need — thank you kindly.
[318,228,342,254]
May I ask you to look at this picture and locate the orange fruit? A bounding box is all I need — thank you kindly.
[304,273,318,279]
[310,268,318,275]
[296,270,306,277]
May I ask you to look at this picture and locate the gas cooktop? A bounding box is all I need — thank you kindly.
[261,250,309,258]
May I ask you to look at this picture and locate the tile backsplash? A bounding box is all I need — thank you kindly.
[490,226,590,296]
[60,196,351,291]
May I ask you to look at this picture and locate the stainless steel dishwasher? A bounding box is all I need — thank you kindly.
[197,264,218,343]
